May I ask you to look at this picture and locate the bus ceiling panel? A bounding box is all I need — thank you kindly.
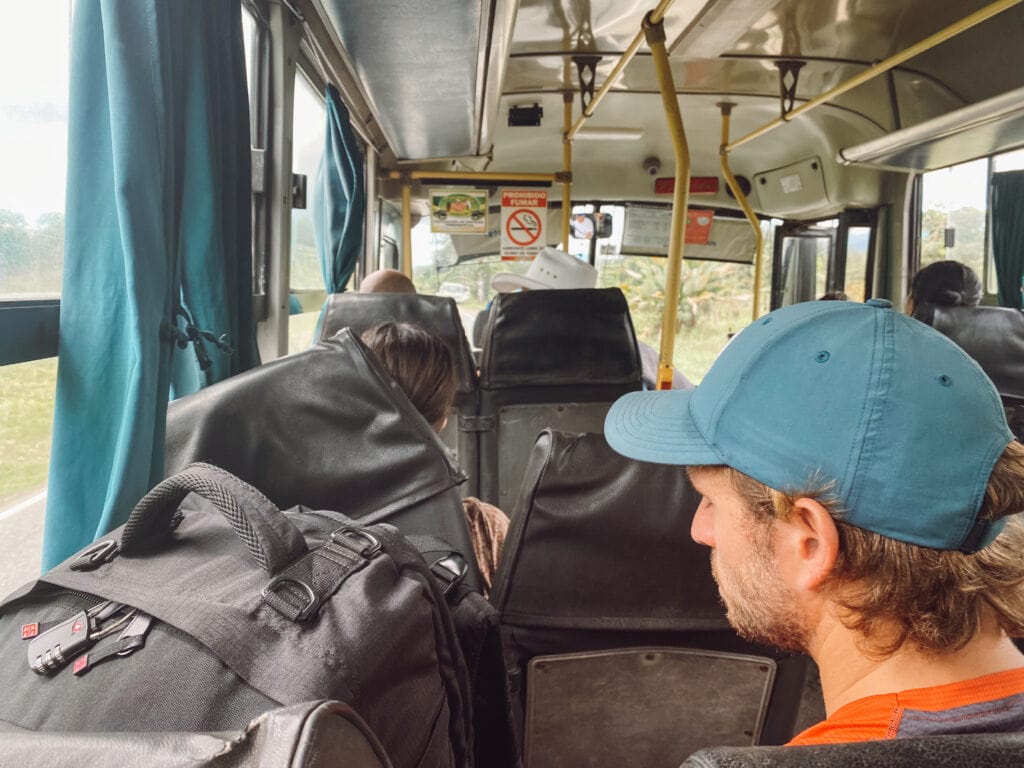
[839,85,1024,173]
[490,91,886,212]
[314,0,516,161]
[718,0,1014,67]
[901,2,1024,104]
[508,0,707,55]
[505,0,1016,78]
[505,56,897,134]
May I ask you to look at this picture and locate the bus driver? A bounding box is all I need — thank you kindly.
[604,298,1024,745]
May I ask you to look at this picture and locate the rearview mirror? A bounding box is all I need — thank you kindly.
[571,212,613,240]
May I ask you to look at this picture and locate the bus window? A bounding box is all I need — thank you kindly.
[843,226,871,303]
[598,252,757,385]
[920,159,988,283]
[411,215,443,296]
[0,1,71,586]
[288,72,328,354]
[0,2,70,300]
[241,7,257,103]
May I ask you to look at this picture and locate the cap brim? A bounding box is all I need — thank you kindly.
[490,273,553,292]
[604,389,723,466]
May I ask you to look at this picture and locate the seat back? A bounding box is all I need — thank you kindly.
[476,288,642,508]
[682,732,1024,767]
[918,304,1024,439]
[165,328,479,589]
[922,304,1024,405]
[318,292,480,491]
[491,430,818,766]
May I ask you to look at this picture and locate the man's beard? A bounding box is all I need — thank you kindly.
[710,529,810,653]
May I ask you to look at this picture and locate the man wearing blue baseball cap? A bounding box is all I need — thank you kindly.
[605,298,1024,745]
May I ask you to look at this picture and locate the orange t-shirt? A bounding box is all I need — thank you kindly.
[789,668,1024,746]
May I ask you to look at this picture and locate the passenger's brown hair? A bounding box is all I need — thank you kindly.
[361,322,456,429]
[722,440,1024,656]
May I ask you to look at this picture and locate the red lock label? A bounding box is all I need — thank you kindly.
[21,623,39,639]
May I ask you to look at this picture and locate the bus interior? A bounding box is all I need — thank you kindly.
[3,0,1024,764]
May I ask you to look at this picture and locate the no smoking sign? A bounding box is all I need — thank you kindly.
[501,189,547,259]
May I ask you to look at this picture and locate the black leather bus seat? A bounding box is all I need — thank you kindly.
[490,430,820,767]
[476,288,642,510]
[317,292,480,494]
[681,732,1024,767]
[165,328,480,590]
[918,304,1024,439]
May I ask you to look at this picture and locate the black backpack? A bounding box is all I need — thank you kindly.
[0,463,472,768]
[0,700,394,768]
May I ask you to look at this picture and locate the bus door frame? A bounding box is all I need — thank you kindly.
[834,208,880,302]
[771,209,879,309]
[771,223,836,309]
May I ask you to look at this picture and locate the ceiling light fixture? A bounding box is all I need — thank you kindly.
[574,126,645,140]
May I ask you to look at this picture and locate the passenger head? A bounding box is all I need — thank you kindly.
[491,247,597,292]
[818,290,848,301]
[906,260,982,315]
[360,269,417,295]
[605,299,1022,656]
[360,321,455,432]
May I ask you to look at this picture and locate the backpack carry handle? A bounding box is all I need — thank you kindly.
[119,463,308,575]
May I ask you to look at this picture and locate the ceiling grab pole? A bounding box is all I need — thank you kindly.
[562,91,573,247]
[401,175,413,278]
[388,170,558,183]
[718,102,765,320]
[644,10,689,391]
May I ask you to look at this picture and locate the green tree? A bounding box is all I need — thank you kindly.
[29,212,64,293]
[920,206,985,278]
[0,210,31,282]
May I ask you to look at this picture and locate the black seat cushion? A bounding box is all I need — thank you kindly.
[480,288,641,390]
[318,292,477,399]
[916,304,1024,404]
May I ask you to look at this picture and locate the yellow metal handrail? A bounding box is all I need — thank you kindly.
[562,92,573,246]
[718,103,765,320]
[401,179,412,278]
[645,11,689,390]
[726,0,1024,153]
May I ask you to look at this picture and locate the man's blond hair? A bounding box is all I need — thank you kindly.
[724,440,1024,655]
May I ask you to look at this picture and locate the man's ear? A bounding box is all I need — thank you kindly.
[777,498,839,591]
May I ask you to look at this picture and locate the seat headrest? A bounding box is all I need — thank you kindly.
[165,329,465,517]
[480,288,642,389]
[317,293,477,395]
[919,304,1024,403]
[683,732,1024,767]
[491,430,726,629]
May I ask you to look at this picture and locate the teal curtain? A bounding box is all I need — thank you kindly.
[314,85,365,313]
[43,0,256,569]
[991,170,1024,309]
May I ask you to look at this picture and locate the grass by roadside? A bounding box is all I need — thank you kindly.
[0,310,317,512]
[0,358,57,508]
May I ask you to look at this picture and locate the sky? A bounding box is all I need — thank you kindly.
[0,2,71,223]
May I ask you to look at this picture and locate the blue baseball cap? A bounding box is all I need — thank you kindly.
[604,299,1014,552]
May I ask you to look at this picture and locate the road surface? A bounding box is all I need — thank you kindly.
[0,490,45,599]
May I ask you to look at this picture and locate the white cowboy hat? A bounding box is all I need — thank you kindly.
[491,247,598,292]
